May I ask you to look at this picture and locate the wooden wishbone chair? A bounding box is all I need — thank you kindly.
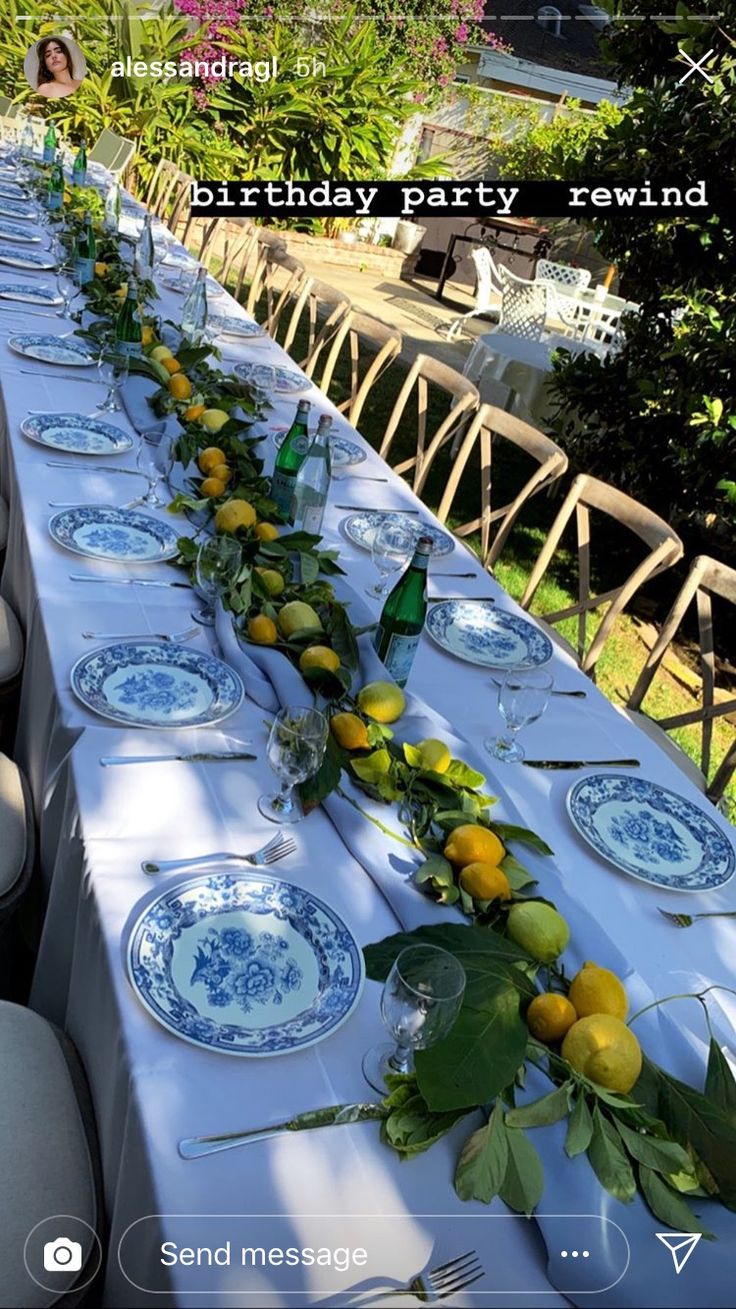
[259,252,306,336]
[312,309,403,430]
[279,278,352,376]
[626,555,736,801]
[520,473,684,675]
[434,403,568,567]
[378,353,480,496]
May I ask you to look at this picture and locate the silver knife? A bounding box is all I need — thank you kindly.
[47,461,143,475]
[179,1102,382,1159]
[100,752,255,766]
[523,758,640,769]
[336,504,421,514]
[69,574,190,588]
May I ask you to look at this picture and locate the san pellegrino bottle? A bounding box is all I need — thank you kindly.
[290,414,333,534]
[104,180,121,234]
[270,399,311,516]
[134,213,154,281]
[43,122,57,165]
[21,119,35,160]
[74,211,96,286]
[114,278,143,357]
[373,536,432,688]
[181,266,208,343]
[72,138,87,187]
[46,162,64,212]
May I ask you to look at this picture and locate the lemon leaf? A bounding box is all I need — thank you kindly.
[445,759,487,790]
[499,1125,545,1216]
[403,743,423,768]
[505,1082,573,1129]
[565,1094,594,1157]
[351,748,392,784]
[587,1105,636,1204]
[455,1101,508,1203]
[638,1165,714,1238]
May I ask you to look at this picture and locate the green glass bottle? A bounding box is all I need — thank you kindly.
[373,536,432,688]
[114,277,143,357]
[43,122,57,165]
[72,138,87,187]
[270,399,311,517]
[46,162,64,212]
[73,211,96,286]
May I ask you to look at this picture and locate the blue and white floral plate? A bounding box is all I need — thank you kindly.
[70,642,244,729]
[343,510,455,558]
[234,362,308,394]
[274,428,367,468]
[0,183,27,200]
[426,601,553,669]
[0,245,55,270]
[22,411,133,454]
[8,334,95,366]
[0,281,62,306]
[0,201,37,220]
[160,271,224,298]
[49,506,180,563]
[0,220,40,244]
[566,774,735,892]
[208,313,268,342]
[127,871,364,1056]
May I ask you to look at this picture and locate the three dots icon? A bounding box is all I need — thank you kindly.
[561,1250,590,1259]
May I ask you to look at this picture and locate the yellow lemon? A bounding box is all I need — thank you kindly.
[184,404,207,423]
[210,463,232,485]
[200,408,230,434]
[94,261,108,277]
[114,283,127,301]
[214,499,256,533]
[141,325,155,346]
[562,1015,642,1094]
[150,345,173,363]
[198,447,227,474]
[254,522,280,542]
[569,962,628,1021]
[527,993,578,1044]
[168,374,192,401]
[247,614,278,645]
[277,601,323,639]
[200,476,226,498]
[161,356,181,375]
[299,646,340,674]
[255,567,285,597]
[459,862,511,902]
[356,680,405,724]
[414,738,452,774]
[331,712,370,751]
[506,902,570,963]
[444,824,505,869]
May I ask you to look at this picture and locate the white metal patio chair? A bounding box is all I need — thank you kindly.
[445,246,504,341]
[536,259,591,293]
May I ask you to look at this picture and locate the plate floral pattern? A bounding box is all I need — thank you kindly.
[127,872,364,1055]
[0,246,56,270]
[426,602,553,668]
[48,506,180,562]
[343,511,455,558]
[208,313,267,340]
[0,201,37,220]
[0,282,62,306]
[234,362,308,394]
[22,411,133,453]
[8,333,95,366]
[0,221,40,244]
[70,641,244,728]
[567,774,735,891]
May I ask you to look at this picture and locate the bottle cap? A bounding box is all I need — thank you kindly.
[415,536,433,555]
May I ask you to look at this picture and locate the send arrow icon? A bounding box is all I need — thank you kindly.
[655,1232,702,1273]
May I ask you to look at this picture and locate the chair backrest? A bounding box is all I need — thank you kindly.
[469,246,504,313]
[378,353,480,496]
[145,159,189,229]
[520,472,684,674]
[497,266,550,341]
[434,403,568,566]
[536,259,591,291]
[311,308,403,429]
[277,276,351,375]
[627,554,736,800]
[88,128,135,175]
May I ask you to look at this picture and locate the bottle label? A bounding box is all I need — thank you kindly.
[47,193,62,211]
[43,146,55,165]
[374,630,420,688]
[270,468,296,516]
[73,169,87,187]
[293,502,324,536]
[74,257,95,286]
[115,340,143,358]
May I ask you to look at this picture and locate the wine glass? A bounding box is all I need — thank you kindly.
[362,945,466,1091]
[258,706,328,824]
[135,432,174,508]
[367,515,415,599]
[485,670,553,763]
[192,535,242,626]
[57,267,80,321]
[96,347,129,413]
[238,363,276,421]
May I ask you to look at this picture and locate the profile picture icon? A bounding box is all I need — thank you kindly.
[24,35,87,100]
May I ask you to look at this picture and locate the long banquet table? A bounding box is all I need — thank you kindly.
[0,172,735,1308]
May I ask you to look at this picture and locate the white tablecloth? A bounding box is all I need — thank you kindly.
[0,183,734,1309]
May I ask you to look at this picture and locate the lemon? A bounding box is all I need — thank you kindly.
[184,404,207,423]
[506,902,570,963]
[331,712,370,751]
[214,498,256,533]
[247,614,278,645]
[141,325,155,346]
[200,408,230,434]
[527,993,578,1044]
[562,1015,642,1094]
[414,738,452,774]
[161,356,181,375]
[150,345,173,363]
[200,476,226,498]
[210,463,232,485]
[198,447,227,474]
[168,374,192,401]
[94,261,108,277]
[356,680,405,724]
[254,522,280,542]
[444,824,505,868]
[299,646,340,674]
[254,567,285,597]
[569,962,628,1021]
[114,283,127,301]
[277,601,323,638]
[459,862,511,902]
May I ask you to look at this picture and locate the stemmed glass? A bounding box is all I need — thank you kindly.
[362,945,466,1091]
[238,363,276,421]
[96,347,129,413]
[258,706,328,825]
[135,432,174,508]
[485,670,553,762]
[367,515,416,599]
[192,535,242,626]
[57,267,81,321]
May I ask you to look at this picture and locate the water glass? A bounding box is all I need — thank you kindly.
[57,268,80,321]
[135,432,174,508]
[485,670,553,762]
[192,535,243,626]
[367,515,415,598]
[238,363,276,420]
[362,944,466,1091]
[96,348,129,412]
[258,706,328,825]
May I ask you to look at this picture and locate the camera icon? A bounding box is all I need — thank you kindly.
[43,1238,83,1273]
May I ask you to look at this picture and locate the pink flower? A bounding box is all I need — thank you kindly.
[454,22,469,41]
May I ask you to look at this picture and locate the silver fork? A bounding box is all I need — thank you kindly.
[658,907,736,928]
[82,625,200,643]
[344,1251,484,1305]
[141,831,296,876]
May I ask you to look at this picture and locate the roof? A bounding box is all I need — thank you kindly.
[482,0,610,79]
